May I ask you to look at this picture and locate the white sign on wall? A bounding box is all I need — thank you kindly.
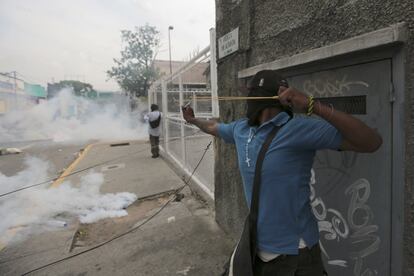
[218,27,239,59]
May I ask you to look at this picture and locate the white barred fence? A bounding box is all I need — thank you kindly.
[148,29,218,199]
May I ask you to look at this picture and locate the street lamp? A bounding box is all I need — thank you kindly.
[168,26,174,77]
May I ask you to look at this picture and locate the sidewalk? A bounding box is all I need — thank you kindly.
[0,140,234,275]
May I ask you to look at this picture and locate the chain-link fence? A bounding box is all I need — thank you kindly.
[148,29,218,199]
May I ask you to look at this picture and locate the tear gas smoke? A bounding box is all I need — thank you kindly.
[0,157,137,245]
[0,89,147,143]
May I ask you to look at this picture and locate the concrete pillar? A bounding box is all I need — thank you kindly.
[209,28,219,118]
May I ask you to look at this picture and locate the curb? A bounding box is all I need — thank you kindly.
[50,144,94,188]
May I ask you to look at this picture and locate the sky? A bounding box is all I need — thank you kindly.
[0,0,215,91]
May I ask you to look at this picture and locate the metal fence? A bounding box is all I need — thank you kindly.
[148,29,219,199]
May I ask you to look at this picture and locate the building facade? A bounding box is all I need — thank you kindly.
[153,60,209,90]
[214,1,414,275]
[0,73,43,113]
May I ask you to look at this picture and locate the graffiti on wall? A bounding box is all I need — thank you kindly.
[303,75,369,97]
[310,152,380,275]
[291,64,390,275]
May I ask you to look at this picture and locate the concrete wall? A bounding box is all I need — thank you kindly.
[214,0,414,274]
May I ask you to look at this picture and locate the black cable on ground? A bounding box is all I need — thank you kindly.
[21,141,212,276]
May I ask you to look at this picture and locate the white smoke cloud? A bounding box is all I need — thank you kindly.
[0,156,137,245]
[0,89,147,143]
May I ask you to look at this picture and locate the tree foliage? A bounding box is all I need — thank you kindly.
[49,80,97,98]
[107,24,160,98]
[59,80,94,93]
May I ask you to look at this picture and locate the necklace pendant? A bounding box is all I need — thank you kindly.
[245,158,251,167]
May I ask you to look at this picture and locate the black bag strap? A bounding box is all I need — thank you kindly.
[149,113,161,128]
[249,125,281,214]
[248,124,284,256]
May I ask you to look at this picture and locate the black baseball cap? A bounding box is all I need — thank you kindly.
[246,70,291,125]
[248,70,288,94]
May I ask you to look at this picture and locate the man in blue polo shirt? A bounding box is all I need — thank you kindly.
[182,70,382,276]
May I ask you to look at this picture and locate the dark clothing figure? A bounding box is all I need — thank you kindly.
[144,104,161,158]
[149,134,160,158]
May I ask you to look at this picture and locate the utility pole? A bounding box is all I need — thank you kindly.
[168,26,174,86]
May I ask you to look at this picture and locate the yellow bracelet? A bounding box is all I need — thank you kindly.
[307,95,314,116]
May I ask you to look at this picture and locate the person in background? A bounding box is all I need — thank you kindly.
[144,104,162,158]
[182,70,382,276]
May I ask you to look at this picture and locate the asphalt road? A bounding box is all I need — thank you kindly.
[0,140,233,276]
[0,140,87,177]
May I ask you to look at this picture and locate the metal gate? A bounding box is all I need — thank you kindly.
[288,59,392,276]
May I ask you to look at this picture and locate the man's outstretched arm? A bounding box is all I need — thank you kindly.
[182,106,219,137]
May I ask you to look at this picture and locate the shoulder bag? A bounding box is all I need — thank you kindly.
[226,125,282,276]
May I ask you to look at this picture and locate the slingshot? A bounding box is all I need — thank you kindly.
[193,95,279,101]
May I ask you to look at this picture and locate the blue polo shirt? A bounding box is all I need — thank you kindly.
[218,112,342,255]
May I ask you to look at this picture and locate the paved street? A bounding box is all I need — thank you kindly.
[0,140,233,276]
[0,140,87,178]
